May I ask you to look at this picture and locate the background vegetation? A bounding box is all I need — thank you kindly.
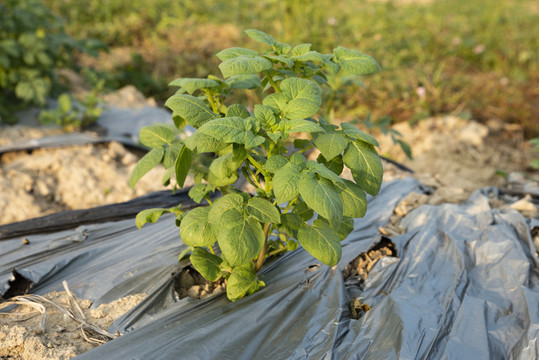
[19,0,539,137]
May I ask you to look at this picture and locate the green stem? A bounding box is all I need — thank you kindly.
[245,162,263,190]
[241,166,258,189]
[325,90,337,119]
[204,90,219,113]
[246,154,267,176]
[264,70,281,93]
[255,223,272,271]
[267,246,289,257]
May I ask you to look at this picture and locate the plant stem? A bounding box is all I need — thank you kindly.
[204,90,219,113]
[246,154,267,176]
[267,246,289,257]
[245,162,263,189]
[264,70,281,93]
[255,223,272,271]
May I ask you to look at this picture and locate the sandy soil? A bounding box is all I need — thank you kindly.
[0,290,145,360]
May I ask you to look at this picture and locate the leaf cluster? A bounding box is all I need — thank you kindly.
[131,29,383,301]
[38,80,105,132]
[0,0,103,123]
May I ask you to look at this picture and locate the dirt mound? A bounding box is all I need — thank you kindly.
[378,116,537,203]
[0,141,168,226]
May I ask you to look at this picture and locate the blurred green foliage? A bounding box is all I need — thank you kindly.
[42,0,539,137]
[0,0,102,123]
[39,80,105,132]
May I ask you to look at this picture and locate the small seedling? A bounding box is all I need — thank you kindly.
[39,81,105,132]
[130,29,383,301]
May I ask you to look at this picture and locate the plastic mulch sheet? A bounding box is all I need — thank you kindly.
[1,177,538,359]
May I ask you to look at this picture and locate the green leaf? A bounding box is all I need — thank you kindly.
[292,200,314,221]
[135,208,169,229]
[290,152,307,167]
[290,43,312,56]
[264,155,288,173]
[337,217,355,240]
[273,161,303,204]
[162,167,174,186]
[216,47,259,60]
[168,78,220,94]
[197,117,265,149]
[172,113,188,130]
[335,179,367,218]
[208,147,246,186]
[129,147,164,188]
[208,193,245,227]
[227,264,265,301]
[263,92,288,114]
[246,197,281,224]
[340,122,379,146]
[180,207,216,247]
[291,51,326,63]
[227,104,251,118]
[343,141,383,196]
[218,216,265,266]
[244,29,277,46]
[58,93,71,113]
[306,160,344,185]
[275,42,291,54]
[317,154,344,175]
[333,46,381,75]
[175,145,193,188]
[280,213,302,233]
[190,248,223,282]
[219,56,273,78]
[314,131,349,160]
[298,172,343,230]
[323,56,341,75]
[267,131,285,143]
[397,139,413,160]
[165,94,218,128]
[264,54,294,68]
[188,184,211,203]
[225,74,261,89]
[294,139,312,150]
[185,132,227,153]
[254,104,277,128]
[287,119,325,134]
[280,77,321,120]
[297,220,341,266]
[140,124,175,148]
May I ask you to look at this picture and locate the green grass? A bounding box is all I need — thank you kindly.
[44,0,539,137]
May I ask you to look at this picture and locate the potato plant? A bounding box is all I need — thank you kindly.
[130,29,383,301]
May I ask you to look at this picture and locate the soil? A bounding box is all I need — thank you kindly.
[0,291,145,360]
[174,266,226,300]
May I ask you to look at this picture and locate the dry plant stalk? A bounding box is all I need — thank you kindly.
[0,280,117,344]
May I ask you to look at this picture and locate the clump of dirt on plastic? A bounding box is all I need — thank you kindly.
[0,291,146,360]
[174,266,226,300]
[344,238,398,319]
[343,238,398,283]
